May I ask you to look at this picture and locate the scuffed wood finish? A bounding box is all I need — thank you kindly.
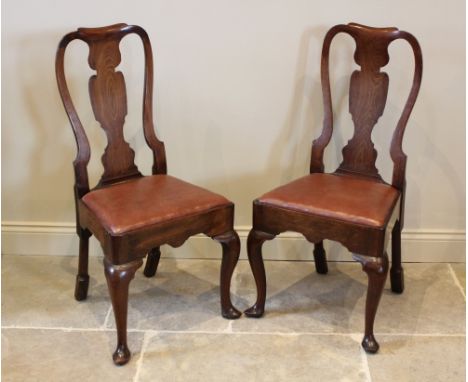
[246,23,422,354]
[56,24,240,365]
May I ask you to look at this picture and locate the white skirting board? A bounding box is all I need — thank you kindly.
[1,222,466,262]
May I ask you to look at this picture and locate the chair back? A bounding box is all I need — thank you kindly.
[56,24,166,197]
[310,23,422,190]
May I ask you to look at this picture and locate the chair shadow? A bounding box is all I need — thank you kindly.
[261,262,366,316]
[242,261,430,335]
[119,259,249,330]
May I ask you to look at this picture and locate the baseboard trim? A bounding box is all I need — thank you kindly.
[2,221,466,262]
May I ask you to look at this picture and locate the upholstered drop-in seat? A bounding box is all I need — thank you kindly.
[257,173,400,228]
[82,175,231,235]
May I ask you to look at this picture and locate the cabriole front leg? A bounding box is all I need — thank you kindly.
[104,257,143,365]
[353,253,389,353]
[213,230,242,319]
[244,229,275,318]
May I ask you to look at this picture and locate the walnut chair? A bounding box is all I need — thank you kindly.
[55,24,241,365]
[244,23,422,353]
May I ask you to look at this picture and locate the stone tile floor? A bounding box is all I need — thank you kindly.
[2,255,466,381]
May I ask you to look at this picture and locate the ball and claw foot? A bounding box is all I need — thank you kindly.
[362,334,380,354]
[390,267,404,294]
[244,304,264,318]
[74,274,89,301]
[113,344,131,366]
[222,306,242,319]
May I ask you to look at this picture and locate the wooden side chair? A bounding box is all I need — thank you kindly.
[244,23,422,353]
[55,24,241,365]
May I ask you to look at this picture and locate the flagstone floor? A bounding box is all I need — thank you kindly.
[2,255,465,381]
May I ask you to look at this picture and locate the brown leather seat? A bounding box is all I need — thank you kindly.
[82,175,231,235]
[257,173,400,228]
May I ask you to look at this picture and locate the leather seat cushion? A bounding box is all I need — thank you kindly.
[82,175,231,234]
[257,173,400,228]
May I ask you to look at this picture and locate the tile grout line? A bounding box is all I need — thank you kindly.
[223,265,240,334]
[133,331,151,382]
[101,306,113,329]
[372,332,466,337]
[1,325,465,337]
[359,345,372,382]
[351,333,372,382]
[447,264,466,300]
[224,320,233,333]
[219,263,240,334]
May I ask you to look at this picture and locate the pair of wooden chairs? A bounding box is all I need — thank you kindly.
[56,22,422,365]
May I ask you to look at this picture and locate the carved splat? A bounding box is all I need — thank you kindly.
[88,37,141,185]
[338,69,388,178]
[337,29,394,179]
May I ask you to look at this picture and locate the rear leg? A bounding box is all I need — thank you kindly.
[75,229,91,301]
[143,247,161,278]
[390,221,404,293]
[313,241,328,274]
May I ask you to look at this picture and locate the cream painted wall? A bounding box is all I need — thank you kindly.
[2,1,465,255]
